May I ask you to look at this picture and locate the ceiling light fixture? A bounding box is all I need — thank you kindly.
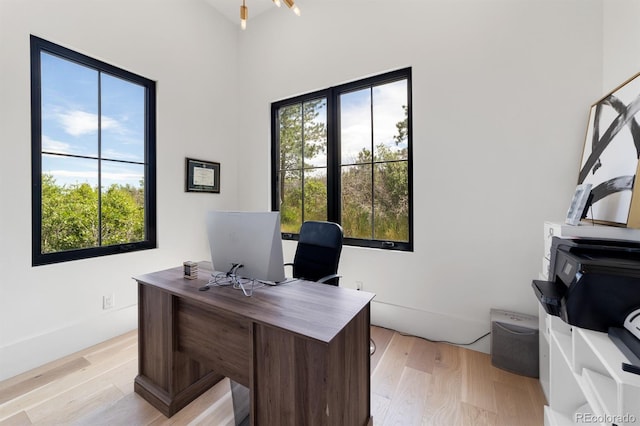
[239,0,300,29]
[282,0,301,16]
[240,0,248,30]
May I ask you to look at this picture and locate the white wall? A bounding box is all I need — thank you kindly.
[236,0,604,351]
[0,0,239,380]
[603,0,640,92]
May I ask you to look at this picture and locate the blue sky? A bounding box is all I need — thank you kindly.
[41,52,145,189]
[340,79,408,164]
[298,79,408,170]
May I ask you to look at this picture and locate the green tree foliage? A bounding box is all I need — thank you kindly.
[341,164,373,239]
[303,177,328,222]
[41,174,98,252]
[278,100,327,174]
[41,174,144,253]
[339,103,409,242]
[280,177,302,233]
[394,105,409,146]
[101,184,145,245]
[278,100,409,241]
[341,144,409,241]
[279,99,328,232]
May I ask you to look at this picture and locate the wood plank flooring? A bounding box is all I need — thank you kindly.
[0,326,545,426]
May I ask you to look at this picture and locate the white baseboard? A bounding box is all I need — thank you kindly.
[371,300,491,354]
[0,305,138,381]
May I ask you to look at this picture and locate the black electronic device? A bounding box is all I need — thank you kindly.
[532,279,564,316]
[622,362,640,375]
[532,237,640,332]
[609,326,640,364]
[608,308,640,376]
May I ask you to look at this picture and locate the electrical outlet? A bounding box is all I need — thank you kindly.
[355,281,363,291]
[103,294,114,310]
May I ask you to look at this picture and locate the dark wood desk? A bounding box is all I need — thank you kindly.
[133,262,375,425]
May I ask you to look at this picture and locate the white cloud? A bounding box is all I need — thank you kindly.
[102,117,121,132]
[48,169,142,181]
[48,169,95,179]
[102,148,143,162]
[340,81,407,162]
[42,135,72,154]
[102,171,144,182]
[46,168,143,189]
[57,110,120,136]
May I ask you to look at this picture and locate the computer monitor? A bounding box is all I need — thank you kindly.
[206,211,285,284]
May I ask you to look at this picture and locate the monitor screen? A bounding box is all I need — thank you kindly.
[206,211,285,283]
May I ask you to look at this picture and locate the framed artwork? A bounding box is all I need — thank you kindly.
[185,158,220,193]
[577,72,640,228]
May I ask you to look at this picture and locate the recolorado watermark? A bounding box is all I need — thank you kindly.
[575,412,637,424]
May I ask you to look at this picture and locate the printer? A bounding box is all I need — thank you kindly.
[533,237,640,332]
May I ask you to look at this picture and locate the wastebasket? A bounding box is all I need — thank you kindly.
[490,309,539,377]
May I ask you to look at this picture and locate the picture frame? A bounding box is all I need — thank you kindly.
[565,183,593,226]
[185,158,220,193]
[577,71,640,228]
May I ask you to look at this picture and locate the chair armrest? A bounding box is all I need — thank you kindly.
[284,263,293,275]
[317,274,341,284]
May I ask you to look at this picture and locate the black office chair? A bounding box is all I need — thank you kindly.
[286,220,343,286]
[286,221,375,355]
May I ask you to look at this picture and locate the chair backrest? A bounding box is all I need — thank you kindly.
[292,221,343,286]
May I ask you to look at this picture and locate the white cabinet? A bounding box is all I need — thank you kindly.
[539,221,563,401]
[539,303,551,401]
[539,221,640,426]
[542,221,563,281]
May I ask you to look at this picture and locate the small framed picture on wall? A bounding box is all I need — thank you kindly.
[185,158,220,193]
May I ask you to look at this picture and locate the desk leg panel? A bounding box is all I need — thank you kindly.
[136,283,223,417]
[327,303,371,426]
[138,284,172,389]
[252,323,300,425]
[252,304,371,426]
[253,324,330,425]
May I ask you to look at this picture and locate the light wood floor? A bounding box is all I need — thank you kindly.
[0,326,546,426]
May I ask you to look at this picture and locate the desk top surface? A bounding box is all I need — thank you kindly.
[133,262,375,343]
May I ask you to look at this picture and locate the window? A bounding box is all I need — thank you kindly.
[30,36,156,265]
[271,68,412,251]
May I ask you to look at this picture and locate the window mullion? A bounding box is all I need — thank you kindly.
[97,72,103,247]
[369,87,375,241]
[327,89,340,224]
[300,103,305,224]
[270,105,279,212]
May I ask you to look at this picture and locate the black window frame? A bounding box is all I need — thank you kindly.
[271,68,413,251]
[30,35,157,266]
